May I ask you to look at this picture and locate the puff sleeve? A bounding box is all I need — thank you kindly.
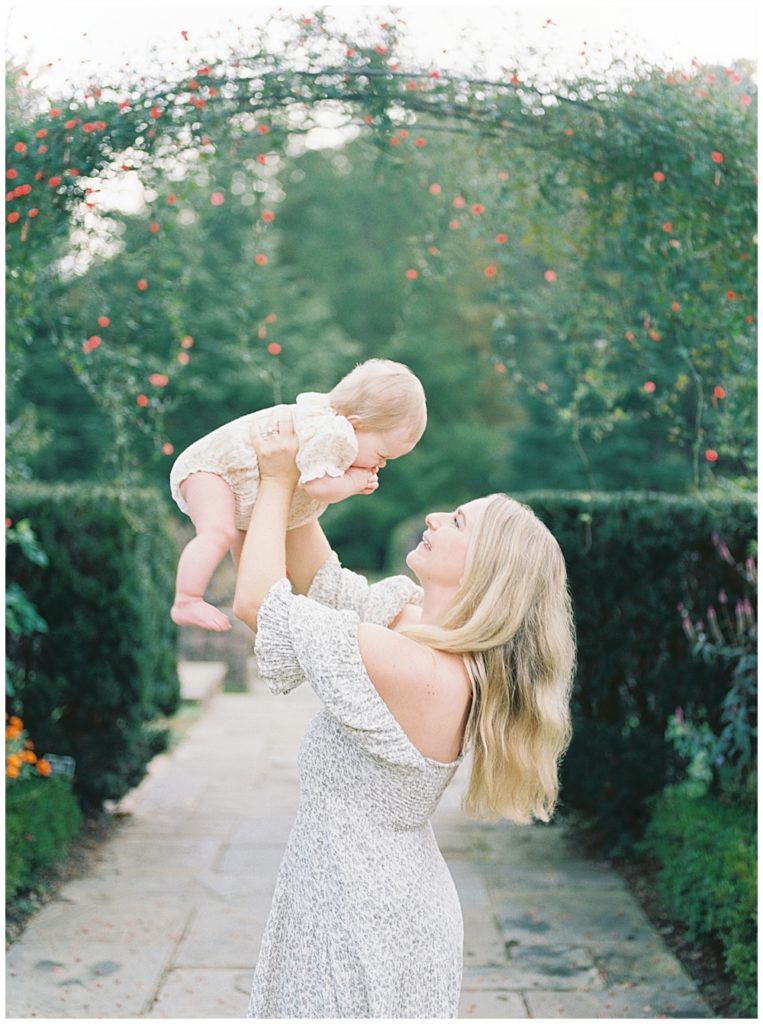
[254,578,412,760]
[307,552,424,625]
[293,392,359,485]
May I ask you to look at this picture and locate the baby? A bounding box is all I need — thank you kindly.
[169,358,427,631]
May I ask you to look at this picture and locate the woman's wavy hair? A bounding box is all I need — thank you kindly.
[402,494,576,824]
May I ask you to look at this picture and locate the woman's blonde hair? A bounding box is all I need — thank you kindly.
[402,494,576,824]
[329,359,427,441]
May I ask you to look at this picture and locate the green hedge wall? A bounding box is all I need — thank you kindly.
[6,776,83,901]
[6,484,180,810]
[387,491,757,846]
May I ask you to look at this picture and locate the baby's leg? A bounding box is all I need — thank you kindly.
[171,473,238,631]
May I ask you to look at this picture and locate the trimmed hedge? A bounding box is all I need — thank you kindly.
[6,776,83,901]
[6,484,180,810]
[639,784,757,1017]
[387,490,757,846]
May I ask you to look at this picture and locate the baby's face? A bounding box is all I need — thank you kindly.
[352,426,418,472]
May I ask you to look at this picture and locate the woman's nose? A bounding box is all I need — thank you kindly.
[425,512,442,529]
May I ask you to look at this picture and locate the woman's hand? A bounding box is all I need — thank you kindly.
[250,406,300,490]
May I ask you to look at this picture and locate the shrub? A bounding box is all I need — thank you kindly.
[387,490,757,846]
[6,776,83,901]
[639,784,757,1017]
[5,483,180,809]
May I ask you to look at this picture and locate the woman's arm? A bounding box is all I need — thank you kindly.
[232,408,300,631]
[284,519,333,596]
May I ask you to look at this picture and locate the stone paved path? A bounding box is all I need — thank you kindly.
[5,673,712,1019]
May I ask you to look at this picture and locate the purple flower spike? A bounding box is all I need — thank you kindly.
[718,588,728,604]
[674,706,684,723]
[719,542,735,564]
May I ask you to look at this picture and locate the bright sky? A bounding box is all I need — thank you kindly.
[5,0,759,98]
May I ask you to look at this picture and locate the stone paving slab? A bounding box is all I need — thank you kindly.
[146,967,250,1018]
[6,684,714,1019]
[5,940,175,1017]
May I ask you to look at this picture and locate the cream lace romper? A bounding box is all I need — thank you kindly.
[169,392,359,530]
[246,554,465,1018]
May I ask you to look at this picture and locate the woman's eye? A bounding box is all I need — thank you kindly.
[453,515,459,527]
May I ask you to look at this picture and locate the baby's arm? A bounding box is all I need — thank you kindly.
[302,467,378,504]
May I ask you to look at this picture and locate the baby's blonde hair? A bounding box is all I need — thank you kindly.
[329,359,427,441]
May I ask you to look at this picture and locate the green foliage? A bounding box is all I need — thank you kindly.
[388,490,757,845]
[638,784,757,1016]
[5,776,83,901]
[5,11,756,507]
[5,519,49,699]
[5,484,180,809]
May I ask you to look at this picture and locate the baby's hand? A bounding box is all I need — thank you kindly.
[302,467,378,504]
[345,466,379,496]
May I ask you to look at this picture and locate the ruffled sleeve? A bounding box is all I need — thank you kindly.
[293,392,359,485]
[307,552,423,625]
[254,578,412,761]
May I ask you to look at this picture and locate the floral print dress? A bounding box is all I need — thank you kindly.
[246,553,465,1018]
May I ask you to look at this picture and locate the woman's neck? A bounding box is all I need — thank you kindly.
[418,582,457,626]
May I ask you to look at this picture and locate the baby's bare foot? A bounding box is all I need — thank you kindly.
[171,599,232,631]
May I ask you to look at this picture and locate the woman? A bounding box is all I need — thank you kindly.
[234,407,576,1018]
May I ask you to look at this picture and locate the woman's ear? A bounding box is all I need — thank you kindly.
[345,414,362,431]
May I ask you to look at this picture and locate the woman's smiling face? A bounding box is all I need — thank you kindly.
[406,496,492,589]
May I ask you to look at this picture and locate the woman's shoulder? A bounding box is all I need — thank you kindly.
[357,622,472,762]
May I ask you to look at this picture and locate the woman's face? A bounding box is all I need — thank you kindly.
[406,496,492,589]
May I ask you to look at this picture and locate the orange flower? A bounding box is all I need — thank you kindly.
[254,254,268,265]
[405,269,419,280]
[484,265,497,278]
[7,212,20,224]
[167,194,177,204]
[643,381,657,393]
[6,168,18,180]
[726,290,736,300]
[267,342,282,355]
[13,141,27,154]
[162,442,174,456]
[265,313,277,324]
[22,750,37,764]
[652,171,666,182]
[705,449,719,462]
[48,176,62,187]
[149,221,160,233]
[648,329,661,341]
[136,394,149,407]
[180,335,194,348]
[389,137,400,146]
[662,222,673,232]
[671,301,681,312]
[495,233,508,244]
[399,130,410,139]
[711,151,723,163]
[563,128,575,136]
[428,183,441,195]
[543,269,557,282]
[149,373,169,386]
[98,315,110,328]
[713,386,726,399]
[452,196,465,209]
[6,764,19,779]
[178,352,190,365]
[37,759,52,777]
[448,219,461,230]
[471,203,485,214]
[136,278,148,291]
[257,124,270,134]
[210,191,225,206]
[36,128,48,139]
[261,210,275,222]
[150,107,161,120]
[414,137,426,148]
[82,336,102,354]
